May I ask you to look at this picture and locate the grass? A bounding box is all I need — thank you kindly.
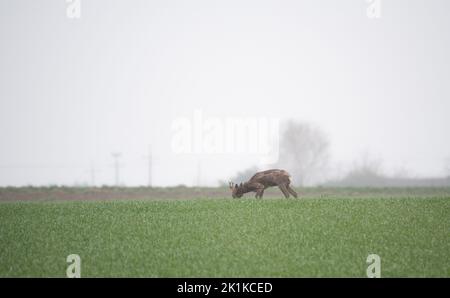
[0,197,449,277]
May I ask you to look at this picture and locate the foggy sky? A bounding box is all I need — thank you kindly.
[1,0,449,186]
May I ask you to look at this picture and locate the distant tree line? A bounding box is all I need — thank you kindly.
[227,120,450,187]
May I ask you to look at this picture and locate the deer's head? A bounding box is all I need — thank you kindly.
[229,181,243,198]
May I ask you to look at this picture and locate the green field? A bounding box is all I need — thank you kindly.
[1,196,449,277]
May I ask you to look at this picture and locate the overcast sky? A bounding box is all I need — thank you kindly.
[0,0,449,186]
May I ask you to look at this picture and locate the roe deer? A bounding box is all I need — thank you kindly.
[228,169,298,199]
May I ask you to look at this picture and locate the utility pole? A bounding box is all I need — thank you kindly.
[112,152,121,186]
[90,161,97,186]
[196,159,201,187]
[147,146,153,187]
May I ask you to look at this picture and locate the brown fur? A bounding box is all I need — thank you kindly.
[229,169,298,199]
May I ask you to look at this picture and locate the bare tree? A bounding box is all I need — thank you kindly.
[218,166,259,187]
[339,154,385,186]
[274,121,330,186]
[230,166,260,183]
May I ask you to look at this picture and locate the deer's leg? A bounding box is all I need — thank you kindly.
[278,184,290,198]
[287,185,298,198]
[255,183,265,199]
[257,189,265,199]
